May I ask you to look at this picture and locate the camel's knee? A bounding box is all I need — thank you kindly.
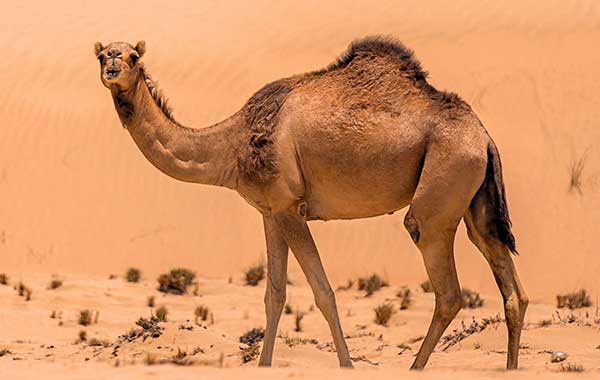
[403,212,420,244]
[314,288,337,316]
[436,291,462,322]
[265,285,286,311]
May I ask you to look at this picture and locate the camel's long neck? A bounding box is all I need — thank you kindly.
[111,76,245,190]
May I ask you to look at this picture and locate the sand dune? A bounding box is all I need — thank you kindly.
[1,0,600,377]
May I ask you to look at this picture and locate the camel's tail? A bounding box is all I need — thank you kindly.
[468,140,518,254]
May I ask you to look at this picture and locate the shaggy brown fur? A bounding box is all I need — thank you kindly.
[139,64,182,127]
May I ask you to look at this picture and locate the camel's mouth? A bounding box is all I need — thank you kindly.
[105,68,120,80]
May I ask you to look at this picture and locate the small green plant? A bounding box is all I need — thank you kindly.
[358,274,388,296]
[461,288,484,309]
[284,304,293,315]
[155,305,168,322]
[126,268,141,283]
[0,273,8,285]
[420,280,433,293]
[147,296,155,308]
[78,310,92,326]
[374,303,395,326]
[244,263,265,286]
[239,344,259,363]
[194,305,209,323]
[557,289,592,309]
[48,279,63,290]
[295,311,304,332]
[157,268,196,295]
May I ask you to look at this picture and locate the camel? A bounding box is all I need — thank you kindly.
[94,36,528,370]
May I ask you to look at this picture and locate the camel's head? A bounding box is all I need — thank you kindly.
[94,41,145,91]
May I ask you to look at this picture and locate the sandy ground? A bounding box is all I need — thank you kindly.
[1,0,600,378]
[1,273,599,378]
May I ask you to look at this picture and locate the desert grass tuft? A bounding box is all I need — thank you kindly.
[461,288,484,309]
[48,279,63,290]
[560,362,584,372]
[420,280,434,293]
[358,274,388,296]
[279,333,319,347]
[194,305,210,323]
[295,311,305,332]
[0,348,12,357]
[374,303,395,326]
[396,286,411,310]
[0,273,8,285]
[78,310,92,326]
[155,305,168,322]
[157,268,196,295]
[244,263,265,286]
[77,330,87,343]
[557,289,592,309]
[538,318,553,327]
[125,268,141,283]
[147,296,155,308]
[569,154,586,194]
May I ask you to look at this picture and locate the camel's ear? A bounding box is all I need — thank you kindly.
[135,41,146,57]
[94,42,104,57]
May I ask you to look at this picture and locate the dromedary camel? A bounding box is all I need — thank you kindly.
[94,36,528,370]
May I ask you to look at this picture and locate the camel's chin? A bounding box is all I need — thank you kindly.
[104,71,120,80]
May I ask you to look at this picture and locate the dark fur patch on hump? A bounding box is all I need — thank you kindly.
[321,35,465,109]
[237,78,295,183]
[323,35,429,82]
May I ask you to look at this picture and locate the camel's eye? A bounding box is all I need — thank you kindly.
[130,53,139,65]
[98,54,106,65]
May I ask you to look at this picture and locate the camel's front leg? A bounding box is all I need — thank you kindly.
[258,216,289,367]
[273,211,353,368]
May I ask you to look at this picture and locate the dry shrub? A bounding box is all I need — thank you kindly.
[420,280,434,293]
[560,362,584,372]
[239,327,265,345]
[374,303,395,326]
[358,274,388,296]
[147,296,155,308]
[244,263,265,286]
[440,315,502,351]
[194,305,210,323]
[78,310,92,326]
[155,305,168,322]
[336,279,354,291]
[0,348,12,357]
[16,282,32,301]
[295,311,305,332]
[0,273,8,285]
[569,154,586,194]
[557,289,591,309]
[48,279,63,290]
[397,286,411,310]
[126,268,141,283]
[88,337,110,347]
[538,319,553,327]
[239,343,259,363]
[461,288,484,309]
[157,268,196,295]
[78,330,87,343]
[284,304,293,315]
[280,334,319,347]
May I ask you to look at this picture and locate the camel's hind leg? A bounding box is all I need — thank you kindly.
[404,142,488,370]
[464,203,528,369]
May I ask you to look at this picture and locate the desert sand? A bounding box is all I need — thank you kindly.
[1,0,600,378]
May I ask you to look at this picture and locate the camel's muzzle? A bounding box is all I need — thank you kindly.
[105,68,120,80]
